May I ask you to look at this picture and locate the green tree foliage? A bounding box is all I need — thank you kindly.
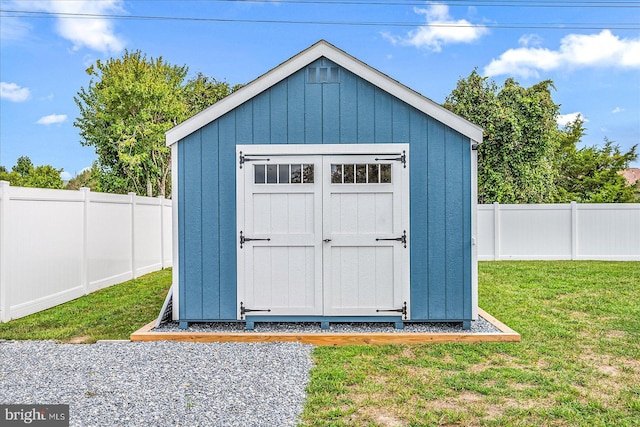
[444,70,638,204]
[0,156,64,189]
[65,165,101,191]
[74,51,234,197]
[555,119,637,202]
[444,71,559,203]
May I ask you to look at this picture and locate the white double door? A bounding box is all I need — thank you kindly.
[237,146,409,318]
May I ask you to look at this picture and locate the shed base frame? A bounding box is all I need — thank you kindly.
[244,315,405,330]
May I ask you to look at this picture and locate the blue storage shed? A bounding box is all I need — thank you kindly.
[166,40,482,330]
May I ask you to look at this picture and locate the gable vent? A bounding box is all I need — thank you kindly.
[308,66,340,84]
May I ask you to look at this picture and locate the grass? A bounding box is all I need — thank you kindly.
[300,261,640,426]
[0,269,172,343]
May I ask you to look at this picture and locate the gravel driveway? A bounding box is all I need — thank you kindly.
[0,340,314,427]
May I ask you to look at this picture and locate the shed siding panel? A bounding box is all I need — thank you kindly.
[374,88,393,143]
[236,103,253,144]
[287,71,305,143]
[427,119,447,319]
[271,81,288,143]
[339,70,358,143]
[304,80,323,144]
[178,141,187,319]
[218,114,238,319]
[357,79,375,143]
[322,83,340,143]
[409,110,429,319]
[201,123,220,319]
[445,129,464,319]
[253,93,270,145]
[462,140,472,318]
[392,99,410,143]
[181,131,203,320]
[177,61,473,323]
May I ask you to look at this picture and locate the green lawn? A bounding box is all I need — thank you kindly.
[0,269,172,343]
[300,261,640,426]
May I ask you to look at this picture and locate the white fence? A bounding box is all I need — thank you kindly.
[0,181,172,322]
[478,202,640,261]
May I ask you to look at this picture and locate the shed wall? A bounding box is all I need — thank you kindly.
[178,60,472,322]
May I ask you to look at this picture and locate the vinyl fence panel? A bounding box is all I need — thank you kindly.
[478,202,640,261]
[0,182,172,322]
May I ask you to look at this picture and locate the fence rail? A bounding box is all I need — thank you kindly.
[478,202,640,261]
[0,182,172,322]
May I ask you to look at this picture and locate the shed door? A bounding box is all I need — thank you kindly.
[240,157,324,316]
[238,148,409,318]
[323,156,406,316]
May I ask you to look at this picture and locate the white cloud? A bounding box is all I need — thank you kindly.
[13,1,126,54]
[0,17,32,40]
[612,107,624,114]
[0,82,31,102]
[60,171,72,181]
[36,114,68,125]
[518,34,543,48]
[485,30,640,78]
[557,112,587,127]
[382,3,488,52]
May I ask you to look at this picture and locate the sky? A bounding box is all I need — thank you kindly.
[1,0,639,180]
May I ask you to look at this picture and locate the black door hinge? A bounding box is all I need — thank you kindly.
[239,151,270,169]
[240,231,271,249]
[375,150,406,168]
[376,301,408,320]
[376,230,407,248]
[240,301,271,320]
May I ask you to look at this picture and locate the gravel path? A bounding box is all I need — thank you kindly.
[154,318,500,334]
[0,340,314,427]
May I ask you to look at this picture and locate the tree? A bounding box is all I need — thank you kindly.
[555,118,637,202]
[444,71,560,203]
[0,156,64,189]
[65,165,101,191]
[75,52,235,197]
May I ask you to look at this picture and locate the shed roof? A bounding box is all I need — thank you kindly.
[166,40,483,146]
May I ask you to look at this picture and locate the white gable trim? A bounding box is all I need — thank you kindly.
[166,40,483,146]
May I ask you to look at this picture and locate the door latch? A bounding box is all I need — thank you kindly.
[239,231,271,249]
[376,230,407,248]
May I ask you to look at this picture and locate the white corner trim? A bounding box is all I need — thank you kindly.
[166,40,483,146]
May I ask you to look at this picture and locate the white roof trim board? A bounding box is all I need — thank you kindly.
[166,40,483,146]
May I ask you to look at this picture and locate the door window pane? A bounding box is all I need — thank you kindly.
[344,164,354,183]
[303,164,314,183]
[267,164,277,183]
[331,164,343,183]
[255,165,265,184]
[368,164,379,183]
[291,164,302,183]
[278,164,289,183]
[381,164,392,183]
[356,164,367,183]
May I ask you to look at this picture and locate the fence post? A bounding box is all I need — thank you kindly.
[129,192,137,280]
[159,195,165,269]
[493,202,501,261]
[0,181,9,322]
[80,187,90,295]
[571,201,578,260]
